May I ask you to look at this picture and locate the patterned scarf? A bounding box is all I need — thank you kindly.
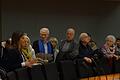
[22,48,32,61]
[104,44,116,54]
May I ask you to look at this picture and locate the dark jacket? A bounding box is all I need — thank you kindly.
[56,40,78,61]
[78,41,94,59]
[0,48,23,72]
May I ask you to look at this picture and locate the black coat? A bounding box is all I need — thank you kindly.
[0,48,23,72]
[56,40,78,61]
[78,42,94,59]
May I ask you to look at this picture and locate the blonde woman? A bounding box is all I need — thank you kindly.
[21,35,36,60]
[18,34,36,64]
[49,37,59,62]
[22,35,48,64]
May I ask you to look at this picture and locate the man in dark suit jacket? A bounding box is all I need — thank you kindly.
[33,28,53,61]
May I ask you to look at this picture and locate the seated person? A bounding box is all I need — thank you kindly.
[20,35,37,62]
[33,28,53,62]
[78,33,94,64]
[49,37,59,62]
[56,28,78,61]
[78,33,99,76]
[101,35,119,73]
[116,37,120,55]
[1,32,34,72]
[21,35,46,64]
[87,33,97,51]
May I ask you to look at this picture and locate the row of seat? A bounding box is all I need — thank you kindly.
[5,59,120,80]
[7,61,77,80]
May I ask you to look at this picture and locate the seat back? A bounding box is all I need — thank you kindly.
[15,68,30,80]
[7,71,16,80]
[115,59,120,73]
[98,57,112,74]
[30,65,45,80]
[58,61,77,80]
[75,59,95,78]
[43,63,59,80]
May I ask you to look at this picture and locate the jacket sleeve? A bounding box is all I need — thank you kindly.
[68,42,79,60]
[32,40,39,54]
[5,49,22,72]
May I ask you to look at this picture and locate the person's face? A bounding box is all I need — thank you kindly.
[51,40,57,48]
[66,31,74,41]
[81,36,90,44]
[19,35,29,49]
[40,32,49,41]
[116,40,120,47]
[106,38,114,47]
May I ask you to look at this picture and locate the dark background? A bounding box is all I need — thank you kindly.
[1,0,120,46]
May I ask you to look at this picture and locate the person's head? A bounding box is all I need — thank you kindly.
[5,38,12,48]
[116,38,120,47]
[79,33,90,44]
[105,35,116,47]
[66,28,75,41]
[49,37,58,48]
[11,31,22,47]
[40,28,50,41]
[17,33,29,49]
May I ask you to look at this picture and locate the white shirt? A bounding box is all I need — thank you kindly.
[44,43,48,54]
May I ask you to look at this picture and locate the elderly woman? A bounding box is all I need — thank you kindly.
[49,37,59,62]
[101,35,119,60]
[78,33,98,77]
[33,28,53,61]
[78,33,94,64]
[101,35,119,73]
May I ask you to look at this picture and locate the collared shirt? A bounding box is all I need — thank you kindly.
[21,54,25,62]
[44,43,48,54]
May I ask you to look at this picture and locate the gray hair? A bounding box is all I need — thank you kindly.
[49,37,58,44]
[67,28,75,34]
[106,35,116,43]
[40,28,50,34]
[79,33,88,40]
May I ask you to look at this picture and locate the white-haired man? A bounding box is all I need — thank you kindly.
[56,28,78,61]
[33,28,53,61]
